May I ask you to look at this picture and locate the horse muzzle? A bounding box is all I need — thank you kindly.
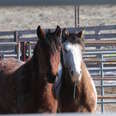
[70,71,82,83]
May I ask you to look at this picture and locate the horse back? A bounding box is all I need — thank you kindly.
[0,58,25,113]
[0,58,24,75]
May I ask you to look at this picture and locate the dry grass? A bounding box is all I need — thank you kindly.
[0,5,116,31]
[96,82,116,112]
[97,104,116,112]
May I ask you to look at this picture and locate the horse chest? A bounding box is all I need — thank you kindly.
[37,82,57,112]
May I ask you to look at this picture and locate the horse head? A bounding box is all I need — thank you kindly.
[35,25,62,83]
[61,29,84,83]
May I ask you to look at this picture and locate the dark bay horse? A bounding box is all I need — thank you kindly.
[0,26,62,113]
[58,29,97,112]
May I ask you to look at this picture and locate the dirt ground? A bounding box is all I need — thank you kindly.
[0,5,116,31]
[97,87,116,112]
[96,83,116,112]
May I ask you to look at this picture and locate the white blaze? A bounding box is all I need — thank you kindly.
[63,42,82,81]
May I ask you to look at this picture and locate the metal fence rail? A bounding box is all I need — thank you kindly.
[0,24,116,112]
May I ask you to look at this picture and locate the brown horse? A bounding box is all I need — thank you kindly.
[58,29,97,112]
[0,25,62,113]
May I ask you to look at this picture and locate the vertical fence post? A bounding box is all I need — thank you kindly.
[77,4,80,28]
[95,29,101,60]
[74,5,77,28]
[21,42,26,61]
[14,31,20,60]
[14,31,18,54]
[17,42,21,61]
[100,54,104,112]
[28,42,32,58]
[74,4,80,28]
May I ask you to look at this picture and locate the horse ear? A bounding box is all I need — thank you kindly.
[62,28,69,41]
[55,25,61,37]
[77,30,85,48]
[37,25,45,40]
[76,30,84,38]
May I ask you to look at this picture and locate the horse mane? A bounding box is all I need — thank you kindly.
[46,33,61,53]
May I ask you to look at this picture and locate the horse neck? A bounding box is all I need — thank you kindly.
[81,61,97,94]
[81,61,91,84]
[61,61,97,106]
[32,50,55,86]
[20,56,56,111]
[32,54,56,108]
[61,62,85,96]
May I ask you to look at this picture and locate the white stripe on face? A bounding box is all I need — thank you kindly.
[63,42,82,81]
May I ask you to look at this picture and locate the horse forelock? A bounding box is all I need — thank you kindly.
[64,33,84,48]
[46,33,61,53]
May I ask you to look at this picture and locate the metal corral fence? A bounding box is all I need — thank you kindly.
[0,24,116,112]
